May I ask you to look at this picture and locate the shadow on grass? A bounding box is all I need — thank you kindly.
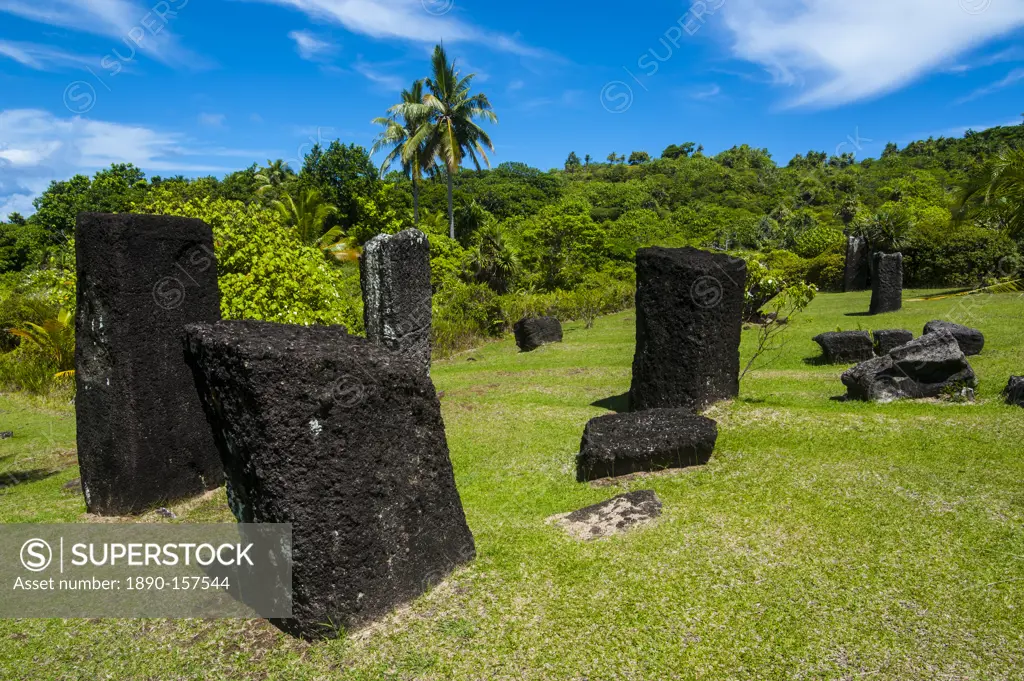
[0,469,59,490]
[802,355,833,366]
[843,311,875,317]
[591,393,629,413]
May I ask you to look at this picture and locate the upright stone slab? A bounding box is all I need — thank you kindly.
[183,321,474,640]
[360,228,432,376]
[844,236,869,292]
[75,212,223,516]
[629,247,746,412]
[869,252,903,315]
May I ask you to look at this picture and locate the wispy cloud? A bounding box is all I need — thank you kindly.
[197,112,226,127]
[720,0,1024,108]
[288,29,338,62]
[944,46,1024,74]
[0,0,204,67]
[690,83,722,100]
[0,40,94,71]
[956,67,1024,103]
[238,0,550,58]
[353,58,406,90]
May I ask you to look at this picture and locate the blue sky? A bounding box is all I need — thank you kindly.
[2,0,1024,216]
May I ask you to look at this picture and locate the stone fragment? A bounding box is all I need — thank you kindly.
[1004,376,1024,408]
[576,408,717,482]
[869,252,903,314]
[873,329,914,356]
[552,490,662,541]
[629,247,746,412]
[844,236,869,292]
[841,330,977,402]
[75,212,222,516]
[360,228,432,376]
[0,431,11,439]
[812,331,875,364]
[183,320,474,640]
[923,320,985,356]
[513,316,563,352]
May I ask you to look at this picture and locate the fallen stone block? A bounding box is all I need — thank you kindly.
[1004,376,1024,407]
[841,330,977,402]
[629,247,746,412]
[513,316,563,352]
[576,408,717,482]
[873,329,914,356]
[360,228,432,376]
[184,320,474,640]
[75,212,223,516]
[812,331,875,364]
[869,252,903,314]
[923,320,985,356]
[551,490,662,541]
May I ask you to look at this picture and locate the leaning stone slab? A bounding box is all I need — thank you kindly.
[844,236,869,292]
[183,320,474,640]
[812,331,875,364]
[360,228,432,376]
[923,320,984,356]
[75,212,222,516]
[1004,376,1024,408]
[513,316,563,352]
[873,329,914,356]
[841,330,977,402]
[629,247,746,412]
[551,490,662,541]
[869,252,903,314]
[576,408,717,482]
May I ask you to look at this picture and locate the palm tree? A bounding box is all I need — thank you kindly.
[8,308,76,379]
[466,223,520,293]
[396,44,498,239]
[371,80,432,225]
[954,146,1024,238]
[255,159,292,197]
[271,187,344,253]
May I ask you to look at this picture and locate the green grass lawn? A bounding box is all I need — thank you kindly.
[1,290,1023,680]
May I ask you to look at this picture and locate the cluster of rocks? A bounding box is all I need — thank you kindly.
[75,214,471,639]
[813,320,986,369]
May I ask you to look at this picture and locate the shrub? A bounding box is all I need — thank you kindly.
[793,224,844,259]
[904,225,1019,286]
[805,253,845,291]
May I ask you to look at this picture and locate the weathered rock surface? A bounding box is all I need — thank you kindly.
[841,330,977,402]
[75,212,222,516]
[812,331,875,364]
[513,316,563,352]
[360,228,432,376]
[183,320,474,640]
[629,247,746,412]
[869,252,903,314]
[552,490,662,541]
[923,320,985,356]
[844,236,869,292]
[873,329,914,356]
[1004,376,1024,407]
[576,408,718,482]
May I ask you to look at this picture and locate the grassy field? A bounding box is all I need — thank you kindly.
[1,290,1022,680]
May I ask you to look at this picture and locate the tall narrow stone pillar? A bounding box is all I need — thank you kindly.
[869,252,903,315]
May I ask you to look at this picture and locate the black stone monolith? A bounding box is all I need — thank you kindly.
[183,320,475,640]
[514,316,563,352]
[844,236,869,292]
[869,252,903,315]
[74,212,223,516]
[629,247,746,412]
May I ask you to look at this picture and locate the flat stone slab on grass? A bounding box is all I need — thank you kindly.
[1005,376,1024,407]
[551,490,662,541]
[184,320,474,640]
[576,408,717,482]
[873,329,914,356]
[842,330,977,402]
[629,246,746,412]
[812,331,875,364]
[513,316,563,352]
[923,320,985,356]
[75,212,223,516]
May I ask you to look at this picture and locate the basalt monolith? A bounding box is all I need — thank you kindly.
[183,320,474,640]
[844,235,869,292]
[75,212,223,516]
[869,252,903,315]
[514,316,563,352]
[361,228,432,376]
[629,247,746,412]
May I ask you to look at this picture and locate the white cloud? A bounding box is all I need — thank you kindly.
[691,83,722,100]
[0,0,203,67]
[720,0,1024,108]
[353,58,406,90]
[956,67,1024,103]
[288,29,337,61]
[240,0,548,57]
[0,109,247,215]
[0,40,96,71]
